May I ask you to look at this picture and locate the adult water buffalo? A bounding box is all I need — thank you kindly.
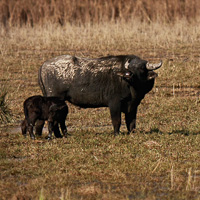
[38,54,162,135]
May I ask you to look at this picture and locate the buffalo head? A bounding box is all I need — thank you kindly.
[121,58,162,83]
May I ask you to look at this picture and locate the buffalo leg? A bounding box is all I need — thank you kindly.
[35,120,45,136]
[27,125,35,139]
[47,121,54,139]
[27,114,38,139]
[21,119,28,137]
[125,108,137,134]
[53,123,63,138]
[109,102,121,135]
[60,119,68,137]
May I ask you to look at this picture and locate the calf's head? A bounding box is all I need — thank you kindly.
[48,104,67,123]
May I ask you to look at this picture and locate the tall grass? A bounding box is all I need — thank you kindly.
[0,0,200,27]
[0,89,12,124]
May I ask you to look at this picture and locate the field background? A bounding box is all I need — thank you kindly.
[0,0,200,199]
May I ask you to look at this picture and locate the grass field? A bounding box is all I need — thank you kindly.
[1,0,200,26]
[0,19,200,199]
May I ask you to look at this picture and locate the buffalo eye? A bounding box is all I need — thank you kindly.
[137,67,145,75]
[139,64,148,73]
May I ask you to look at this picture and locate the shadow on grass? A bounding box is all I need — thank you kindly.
[168,129,200,136]
[145,128,200,136]
[144,128,163,135]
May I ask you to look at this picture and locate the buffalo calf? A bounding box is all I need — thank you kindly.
[21,95,68,139]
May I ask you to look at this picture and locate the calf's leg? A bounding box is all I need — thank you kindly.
[47,121,54,139]
[53,123,63,138]
[27,124,35,140]
[47,121,62,139]
[59,119,69,137]
[27,113,38,139]
[35,120,45,136]
[21,119,28,136]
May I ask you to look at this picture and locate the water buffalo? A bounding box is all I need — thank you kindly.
[38,55,162,135]
[21,95,68,139]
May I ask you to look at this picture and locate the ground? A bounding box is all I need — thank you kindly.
[0,21,200,199]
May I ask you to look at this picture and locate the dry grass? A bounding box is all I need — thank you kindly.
[0,19,200,119]
[0,0,200,27]
[0,89,12,123]
[0,19,200,199]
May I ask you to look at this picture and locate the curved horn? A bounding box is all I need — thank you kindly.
[124,60,130,69]
[146,60,162,70]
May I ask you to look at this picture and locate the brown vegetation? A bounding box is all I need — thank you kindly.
[0,0,200,199]
[0,0,200,27]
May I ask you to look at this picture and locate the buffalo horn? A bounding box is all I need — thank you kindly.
[124,60,130,69]
[146,61,162,70]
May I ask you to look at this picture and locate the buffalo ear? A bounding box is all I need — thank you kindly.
[117,72,132,79]
[123,72,132,78]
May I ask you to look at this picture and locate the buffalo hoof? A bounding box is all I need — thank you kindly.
[31,136,35,140]
[35,132,42,137]
[45,135,52,140]
[55,135,63,138]
[114,132,120,136]
[64,133,71,138]
[127,129,135,135]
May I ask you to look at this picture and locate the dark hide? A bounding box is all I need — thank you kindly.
[38,55,162,135]
[21,95,68,139]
